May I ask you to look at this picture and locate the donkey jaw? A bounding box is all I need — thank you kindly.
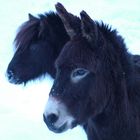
[43,96,77,133]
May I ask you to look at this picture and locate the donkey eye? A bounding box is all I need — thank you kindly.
[30,44,38,51]
[73,69,88,77]
[71,68,89,83]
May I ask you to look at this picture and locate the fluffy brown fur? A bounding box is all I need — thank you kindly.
[47,3,140,140]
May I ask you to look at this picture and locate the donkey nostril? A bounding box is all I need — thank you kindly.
[47,113,58,124]
[7,69,15,77]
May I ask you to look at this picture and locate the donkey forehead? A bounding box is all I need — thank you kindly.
[55,37,95,69]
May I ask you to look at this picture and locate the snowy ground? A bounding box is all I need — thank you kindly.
[0,0,140,140]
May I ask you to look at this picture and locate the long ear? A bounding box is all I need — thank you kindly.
[28,13,37,20]
[80,11,98,45]
[55,3,81,38]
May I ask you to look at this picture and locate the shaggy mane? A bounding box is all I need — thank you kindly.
[14,12,65,51]
[96,21,132,74]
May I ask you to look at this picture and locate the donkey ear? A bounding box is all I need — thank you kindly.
[80,11,98,44]
[28,13,37,20]
[55,3,81,38]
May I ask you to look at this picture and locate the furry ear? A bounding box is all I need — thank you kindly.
[80,11,98,45]
[55,3,81,38]
[28,13,37,20]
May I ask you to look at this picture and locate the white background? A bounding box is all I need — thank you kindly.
[0,0,140,140]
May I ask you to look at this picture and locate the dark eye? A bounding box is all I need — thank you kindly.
[71,68,89,83]
[30,44,38,51]
[73,69,88,77]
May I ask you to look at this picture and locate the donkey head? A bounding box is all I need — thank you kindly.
[7,12,69,84]
[44,3,112,133]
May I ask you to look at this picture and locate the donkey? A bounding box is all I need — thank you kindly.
[6,12,69,84]
[6,10,140,85]
[43,3,140,140]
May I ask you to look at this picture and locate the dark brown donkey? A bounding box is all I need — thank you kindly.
[43,3,140,140]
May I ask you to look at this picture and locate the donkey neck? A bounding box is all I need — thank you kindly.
[85,93,137,140]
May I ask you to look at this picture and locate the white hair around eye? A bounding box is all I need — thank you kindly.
[71,68,89,83]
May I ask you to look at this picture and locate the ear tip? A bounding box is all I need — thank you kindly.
[80,10,86,14]
[80,10,93,23]
[28,13,33,17]
[55,2,61,8]
[80,10,87,17]
[28,13,36,20]
[55,2,64,11]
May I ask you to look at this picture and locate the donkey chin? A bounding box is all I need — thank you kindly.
[43,96,78,133]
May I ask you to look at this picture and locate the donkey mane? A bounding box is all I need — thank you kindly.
[96,22,131,73]
[14,12,69,53]
[14,14,40,50]
[97,22,124,47]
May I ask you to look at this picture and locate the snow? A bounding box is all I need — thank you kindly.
[0,0,140,140]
